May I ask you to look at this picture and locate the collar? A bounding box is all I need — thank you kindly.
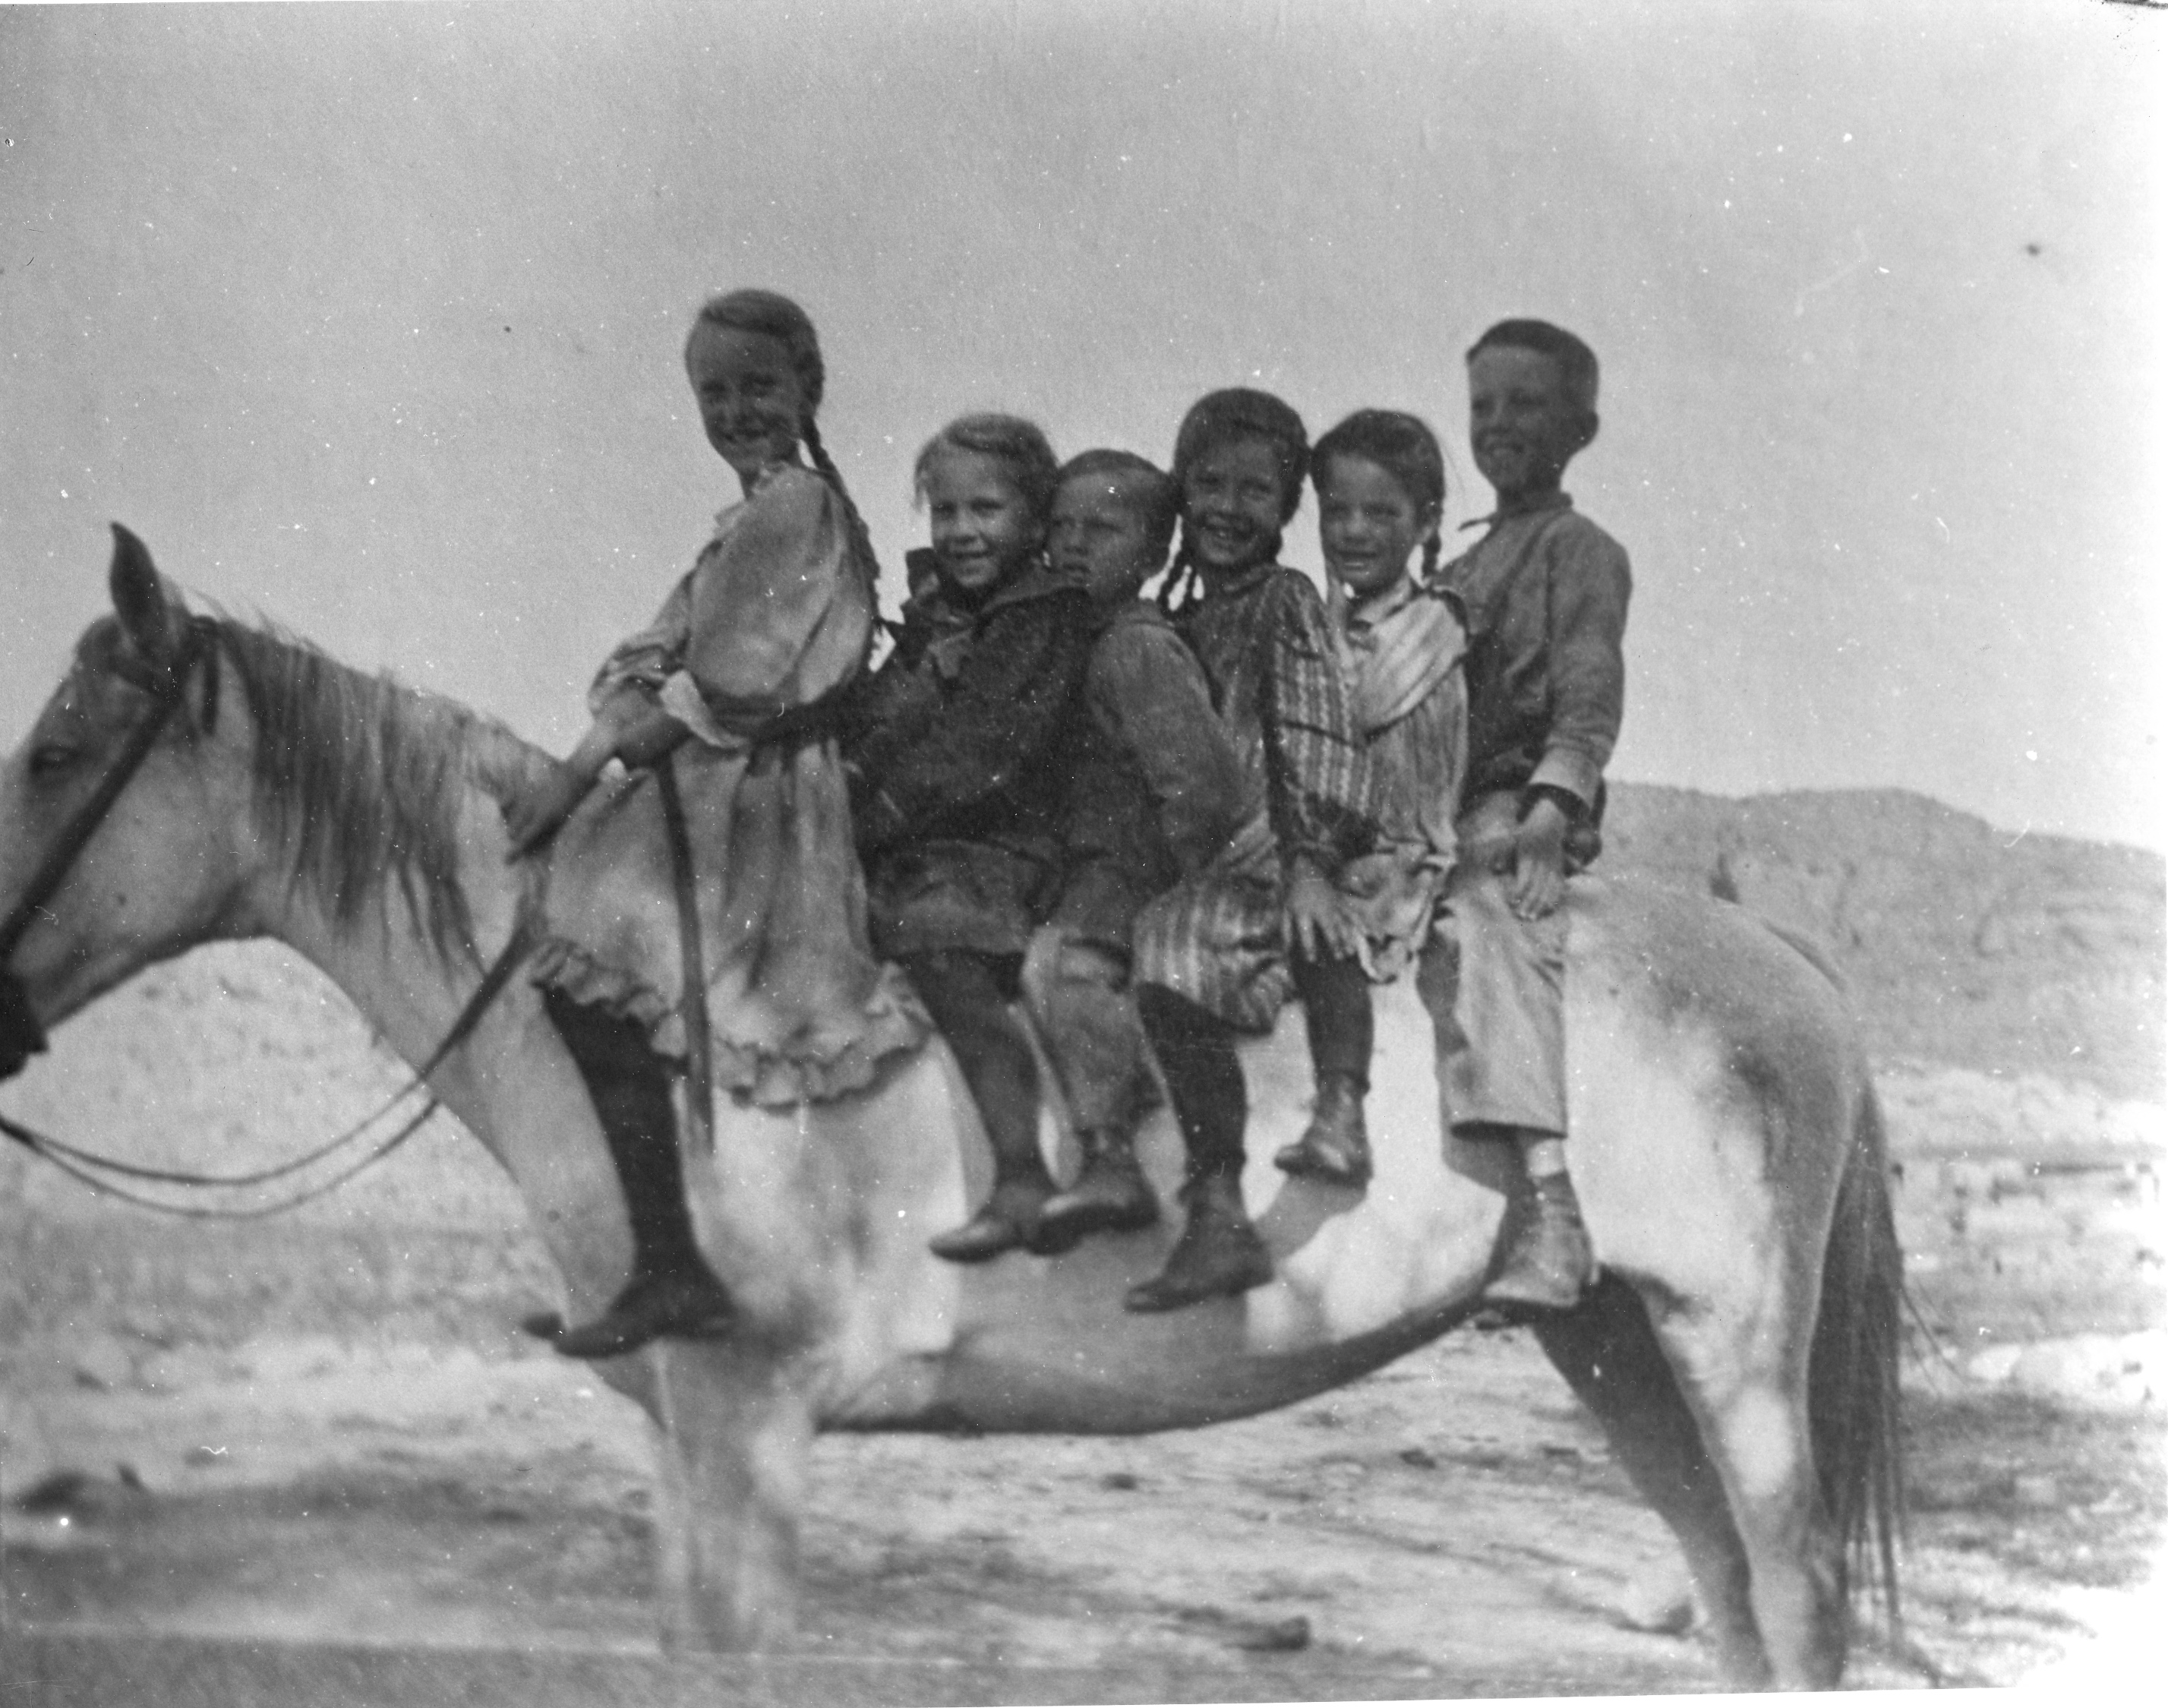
[1343,576,1419,634]
[1459,490,1574,532]
[1195,559,1277,601]
[978,558,1087,618]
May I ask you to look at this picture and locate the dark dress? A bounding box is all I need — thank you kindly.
[844,562,1093,966]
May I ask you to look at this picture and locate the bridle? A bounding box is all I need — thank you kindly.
[0,610,532,1214]
[0,614,219,1075]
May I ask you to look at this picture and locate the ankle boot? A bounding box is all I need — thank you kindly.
[1036,1127,1161,1247]
[1273,1072,1372,1187]
[930,1170,1063,1264]
[1481,1169,1597,1315]
[1124,1170,1273,1313]
[551,1267,737,1361]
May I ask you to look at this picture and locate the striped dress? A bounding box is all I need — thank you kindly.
[1333,577,1469,978]
[1130,564,1375,1031]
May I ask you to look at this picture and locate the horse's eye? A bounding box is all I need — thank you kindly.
[27,743,79,778]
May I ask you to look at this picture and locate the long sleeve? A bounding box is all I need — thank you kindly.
[1090,620,1248,878]
[853,588,1093,851]
[589,577,693,712]
[1526,522,1630,810]
[1448,501,1630,813]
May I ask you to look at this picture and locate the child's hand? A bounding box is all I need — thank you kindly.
[1508,796,1569,920]
[503,762,593,860]
[1286,856,1364,963]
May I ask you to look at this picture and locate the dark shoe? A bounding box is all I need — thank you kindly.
[1036,1129,1161,1248]
[1273,1073,1372,1187]
[1481,1171,1597,1315]
[930,1178,1069,1264]
[550,1267,737,1360]
[1125,1171,1273,1313]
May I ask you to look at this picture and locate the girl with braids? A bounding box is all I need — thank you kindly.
[840,413,1095,1265]
[1311,410,1469,980]
[1125,390,1380,1313]
[502,289,929,1359]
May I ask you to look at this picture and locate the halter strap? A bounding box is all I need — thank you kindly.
[0,615,215,966]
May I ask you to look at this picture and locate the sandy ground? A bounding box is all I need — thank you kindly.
[5,1321,2164,1701]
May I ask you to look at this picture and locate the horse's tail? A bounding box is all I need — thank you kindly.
[1807,1077,1905,1640]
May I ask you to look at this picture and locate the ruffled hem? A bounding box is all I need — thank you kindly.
[530,936,933,1110]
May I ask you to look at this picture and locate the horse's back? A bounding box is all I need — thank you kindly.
[819,873,1870,1434]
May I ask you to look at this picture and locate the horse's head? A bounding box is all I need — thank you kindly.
[0,528,251,1076]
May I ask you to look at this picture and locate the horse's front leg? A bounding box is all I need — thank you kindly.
[647,1338,819,1653]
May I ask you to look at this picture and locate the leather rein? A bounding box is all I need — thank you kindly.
[0,614,534,1216]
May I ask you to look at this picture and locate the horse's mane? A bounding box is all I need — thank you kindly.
[210,617,553,964]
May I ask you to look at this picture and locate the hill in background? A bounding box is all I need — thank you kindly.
[1604,785,2164,1102]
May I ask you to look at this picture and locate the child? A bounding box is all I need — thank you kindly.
[1024,450,1249,1248]
[1433,319,1630,1313]
[1126,390,1379,1314]
[501,289,929,1359]
[1310,410,1469,980]
[841,414,1095,1264]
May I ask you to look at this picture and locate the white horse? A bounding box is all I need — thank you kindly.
[0,531,1901,1687]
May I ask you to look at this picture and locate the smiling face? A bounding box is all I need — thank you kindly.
[1467,344,1593,507]
[1316,453,1437,605]
[923,448,1043,595]
[1181,436,1289,576]
[1049,472,1164,606]
[684,322,809,487]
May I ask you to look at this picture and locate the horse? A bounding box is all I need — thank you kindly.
[0,528,1902,1688]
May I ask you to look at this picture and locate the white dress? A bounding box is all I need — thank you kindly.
[532,463,930,1107]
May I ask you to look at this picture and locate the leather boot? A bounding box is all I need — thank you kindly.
[1273,1072,1372,1187]
[1481,1169,1597,1315]
[930,1173,1066,1264]
[537,993,736,1361]
[550,1268,737,1362]
[1125,1170,1273,1313]
[1036,1127,1161,1247]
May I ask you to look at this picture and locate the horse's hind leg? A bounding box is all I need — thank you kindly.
[1680,1353,1848,1688]
[1638,1290,1850,1691]
[1532,1274,1771,1688]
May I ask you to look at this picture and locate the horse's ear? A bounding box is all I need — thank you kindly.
[109,523,188,670]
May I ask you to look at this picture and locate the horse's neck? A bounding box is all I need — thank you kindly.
[236,776,636,1315]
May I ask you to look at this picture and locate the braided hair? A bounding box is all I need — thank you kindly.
[1160,388,1309,614]
[1310,409,1448,584]
[690,289,883,597]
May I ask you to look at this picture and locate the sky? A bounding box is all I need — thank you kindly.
[2,0,2163,851]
